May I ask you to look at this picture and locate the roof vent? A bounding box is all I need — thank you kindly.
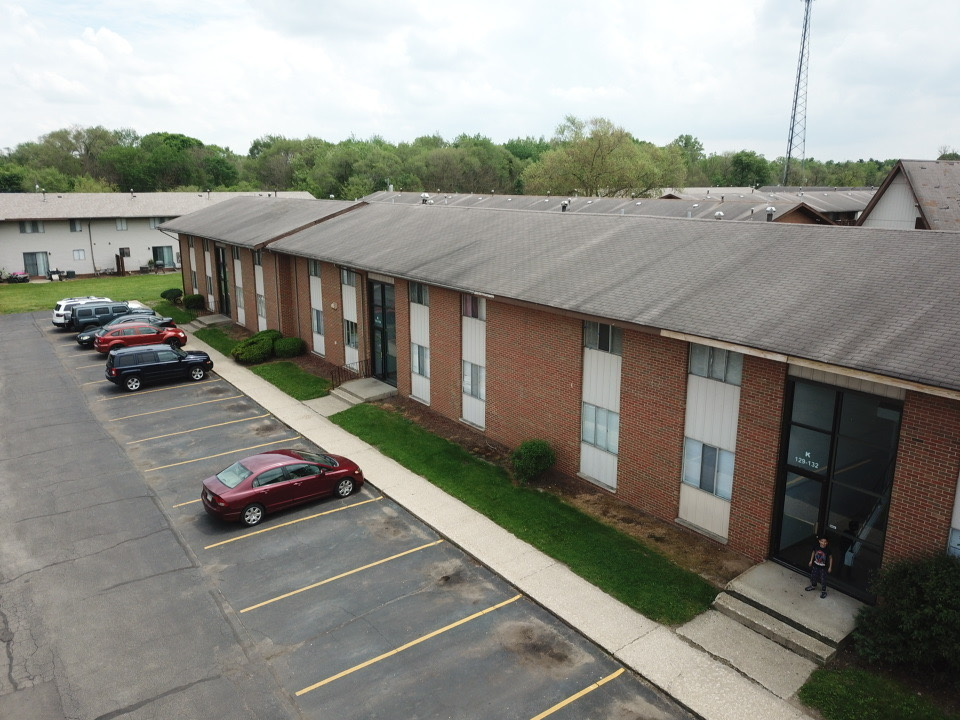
[561,200,569,212]
[420,192,430,205]
[766,206,776,221]
[715,211,724,219]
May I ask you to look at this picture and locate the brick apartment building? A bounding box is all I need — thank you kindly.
[163,195,960,602]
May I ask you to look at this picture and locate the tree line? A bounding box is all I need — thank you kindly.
[0,117,932,199]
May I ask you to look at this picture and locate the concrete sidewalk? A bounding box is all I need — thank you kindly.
[185,319,816,720]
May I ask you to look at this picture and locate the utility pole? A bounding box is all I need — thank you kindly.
[783,0,813,186]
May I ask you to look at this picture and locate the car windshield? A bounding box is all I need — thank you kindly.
[297,450,339,467]
[216,462,253,488]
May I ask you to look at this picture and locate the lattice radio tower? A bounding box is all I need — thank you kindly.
[782,0,813,186]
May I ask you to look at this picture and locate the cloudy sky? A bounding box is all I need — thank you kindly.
[2,1,958,162]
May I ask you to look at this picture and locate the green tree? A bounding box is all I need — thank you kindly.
[728,150,772,187]
[521,116,686,197]
[671,134,705,169]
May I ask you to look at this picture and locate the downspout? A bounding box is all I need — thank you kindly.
[86,219,97,273]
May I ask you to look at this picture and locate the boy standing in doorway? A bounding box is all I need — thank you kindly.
[806,537,833,598]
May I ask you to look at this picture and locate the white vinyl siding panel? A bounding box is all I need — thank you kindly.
[579,444,618,491]
[684,374,740,452]
[582,348,622,412]
[310,274,325,355]
[254,265,266,331]
[342,282,358,323]
[410,302,430,403]
[461,314,485,428]
[204,248,214,311]
[234,258,245,325]
[859,174,921,230]
[679,483,731,540]
[189,247,198,293]
[461,316,485,364]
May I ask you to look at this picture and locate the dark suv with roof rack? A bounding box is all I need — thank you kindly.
[105,344,214,392]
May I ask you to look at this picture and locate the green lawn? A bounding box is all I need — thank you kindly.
[0,274,184,314]
[331,403,717,625]
[799,667,959,720]
[193,326,238,355]
[252,361,331,400]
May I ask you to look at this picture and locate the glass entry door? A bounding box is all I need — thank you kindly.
[369,280,397,386]
[774,380,902,601]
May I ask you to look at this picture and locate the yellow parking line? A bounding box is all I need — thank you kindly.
[127,413,271,444]
[241,540,444,613]
[296,594,522,696]
[529,668,625,720]
[204,496,382,549]
[76,362,105,369]
[110,395,244,421]
[98,377,221,400]
[144,437,301,472]
[173,498,202,507]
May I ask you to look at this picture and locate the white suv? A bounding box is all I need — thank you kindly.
[52,296,112,328]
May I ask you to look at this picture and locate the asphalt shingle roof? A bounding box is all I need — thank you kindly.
[900,160,960,230]
[0,191,314,222]
[172,197,960,394]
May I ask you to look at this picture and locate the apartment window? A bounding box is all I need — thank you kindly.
[232,246,240,260]
[202,238,210,252]
[191,271,198,290]
[949,528,960,558]
[19,221,44,234]
[689,344,743,386]
[309,259,322,277]
[69,219,82,232]
[412,343,430,377]
[188,237,195,249]
[115,218,127,231]
[235,287,244,309]
[683,438,734,501]
[253,249,262,267]
[462,361,485,400]
[344,320,359,348]
[410,282,429,306]
[462,295,486,320]
[119,247,131,258]
[584,321,623,355]
[148,217,168,229]
[313,309,324,335]
[256,294,266,317]
[581,403,620,454]
[73,249,86,261]
[206,275,213,292]
[341,268,357,287]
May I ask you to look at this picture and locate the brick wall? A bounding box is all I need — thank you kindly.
[428,287,463,422]
[275,254,298,336]
[885,391,960,561]
[485,302,583,475]
[618,333,688,522]
[728,356,787,560]
[395,281,412,398]
[320,263,345,367]
[239,251,257,332]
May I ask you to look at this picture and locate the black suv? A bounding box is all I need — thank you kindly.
[105,344,214,391]
[70,301,148,331]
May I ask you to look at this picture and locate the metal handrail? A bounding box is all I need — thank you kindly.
[331,358,372,388]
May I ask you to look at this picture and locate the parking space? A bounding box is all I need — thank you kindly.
[40,319,693,719]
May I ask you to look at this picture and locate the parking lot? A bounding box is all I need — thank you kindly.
[0,311,694,719]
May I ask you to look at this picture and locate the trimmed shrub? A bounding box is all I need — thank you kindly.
[253,329,283,343]
[274,336,306,358]
[853,554,960,673]
[511,440,557,484]
[183,293,205,310]
[160,288,183,303]
[231,335,273,364]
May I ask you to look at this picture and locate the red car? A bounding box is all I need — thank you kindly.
[94,322,188,353]
[201,449,364,526]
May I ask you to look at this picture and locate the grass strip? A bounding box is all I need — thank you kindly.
[331,403,716,625]
[0,274,180,314]
[193,326,238,356]
[252,361,331,401]
[798,667,959,720]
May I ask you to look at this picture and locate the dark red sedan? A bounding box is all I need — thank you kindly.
[201,449,364,526]
[94,322,188,353]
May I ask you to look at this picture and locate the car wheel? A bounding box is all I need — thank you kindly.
[241,504,265,526]
[168,338,181,349]
[124,375,142,392]
[336,478,355,497]
[189,366,205,381]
